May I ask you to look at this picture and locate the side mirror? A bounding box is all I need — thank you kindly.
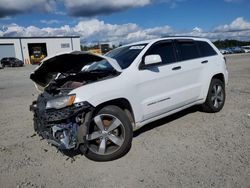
[144,54,162,66]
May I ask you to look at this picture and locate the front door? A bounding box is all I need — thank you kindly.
[136,40,204,121]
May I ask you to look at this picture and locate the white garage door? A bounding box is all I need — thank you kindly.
[0,44,16,60]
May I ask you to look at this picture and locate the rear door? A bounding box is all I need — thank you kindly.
[173,39,205,104]
[195,40,219,97]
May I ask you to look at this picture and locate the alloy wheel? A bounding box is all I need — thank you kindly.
[86,114,125,155]
[211,84,224,108]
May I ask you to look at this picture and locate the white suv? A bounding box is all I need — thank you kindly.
[30,37,228,161]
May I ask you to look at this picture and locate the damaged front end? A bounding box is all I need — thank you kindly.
[29,51,121,151]
[30,93,93,150]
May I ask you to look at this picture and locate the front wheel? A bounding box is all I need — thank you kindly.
[83,105,133,161]
[202,78,226,113]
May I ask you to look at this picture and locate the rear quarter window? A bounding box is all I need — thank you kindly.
[197,41,217,57]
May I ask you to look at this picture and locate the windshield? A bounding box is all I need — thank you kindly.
[106,44,147,69]
[81,59,115,73]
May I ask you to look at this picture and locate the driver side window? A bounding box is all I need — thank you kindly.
[145,41,176,65]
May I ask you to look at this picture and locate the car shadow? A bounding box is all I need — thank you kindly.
[61,149,82,161]
[133,106,200,137]
[59,106,200,160]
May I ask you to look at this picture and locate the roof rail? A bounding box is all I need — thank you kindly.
[161,35,204,38]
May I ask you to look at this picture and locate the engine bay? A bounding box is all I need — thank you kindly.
[45,69,119,95]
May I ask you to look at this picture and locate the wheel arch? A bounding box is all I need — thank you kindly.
[201,72,226,101]
[93,98,135,128]
[201,73,226,113]
[211,73,225,86]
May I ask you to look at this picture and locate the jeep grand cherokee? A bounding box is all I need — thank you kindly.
[30,37,228,161]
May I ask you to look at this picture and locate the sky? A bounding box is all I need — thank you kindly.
[0,0,250,45]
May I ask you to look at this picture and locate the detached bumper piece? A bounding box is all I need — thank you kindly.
[30,101,92,150]
[50,123,77,149]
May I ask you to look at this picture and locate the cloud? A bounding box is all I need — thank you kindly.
[54,11,66,16]
[1,17,250,45]
[207,17,250,40]
[176,18,250,40]
[169,17,250,41]
[224,0,242,2]
[162,0,186,9]
[0,0,152,18]
[64,0,187,17]
[0,0,56,18]
[0,0,186,18]
[0,19,172,44]
[214,17,250,32]
[192,27,203,33]
[64,0,151,17]
[0,16,12,20]
[40,19,61,25]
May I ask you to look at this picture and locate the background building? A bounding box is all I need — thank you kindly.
[0,36,80,64]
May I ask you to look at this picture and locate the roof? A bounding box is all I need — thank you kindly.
[121,36,209,47]
[0,36,80,39]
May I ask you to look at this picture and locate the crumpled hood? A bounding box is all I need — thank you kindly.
[30,51,122,88]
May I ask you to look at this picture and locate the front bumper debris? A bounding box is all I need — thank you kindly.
[30,98,93,150]
[30,101,90,123]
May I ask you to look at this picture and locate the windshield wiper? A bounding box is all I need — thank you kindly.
[88,69,116,74]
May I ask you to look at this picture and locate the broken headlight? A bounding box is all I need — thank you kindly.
[46,95,76,110]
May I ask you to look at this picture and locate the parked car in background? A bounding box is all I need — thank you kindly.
[224,48,234,54]
[230,47,244,53]
[1,57,24,67]
[0,63,3,69]
[219,49,230,54]
[242,46,250,53]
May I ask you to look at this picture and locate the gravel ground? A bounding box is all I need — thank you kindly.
[0,54,249,188]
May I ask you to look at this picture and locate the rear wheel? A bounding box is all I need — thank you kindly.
[84,105,133,161]
[202,78,225,113]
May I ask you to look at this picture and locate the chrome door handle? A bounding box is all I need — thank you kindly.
[172,66,181,71]
[201,60,208,64]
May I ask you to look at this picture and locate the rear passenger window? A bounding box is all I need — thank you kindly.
[197,41,217,57]
[145,41,176,64]
[175,40,200,61]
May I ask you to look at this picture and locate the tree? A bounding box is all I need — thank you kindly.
[213,40,250,49]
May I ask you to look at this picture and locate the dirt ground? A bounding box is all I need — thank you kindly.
[0,54,249,188]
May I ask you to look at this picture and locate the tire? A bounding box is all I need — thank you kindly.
[83,105,133,161]
[202,78,225,113]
